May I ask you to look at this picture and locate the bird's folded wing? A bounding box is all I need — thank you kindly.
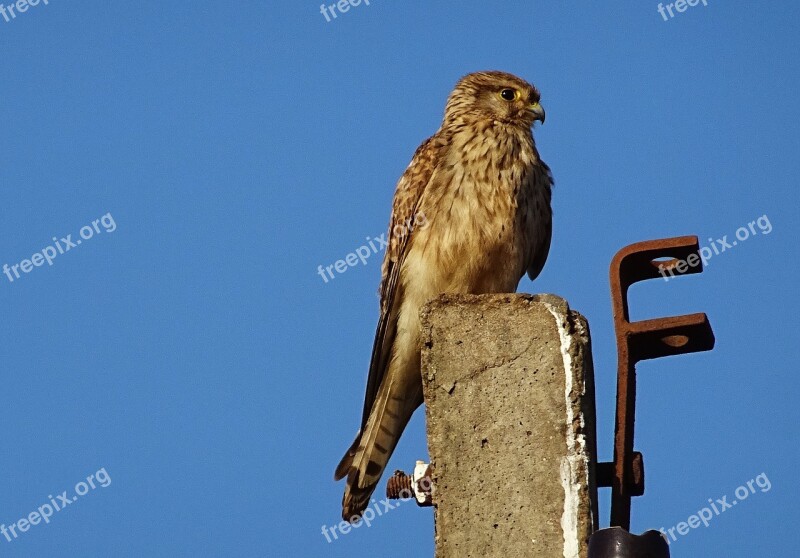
[359,135,441,429]
[526,162,554,281]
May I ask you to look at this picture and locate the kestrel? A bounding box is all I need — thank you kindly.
[335,71,553,521]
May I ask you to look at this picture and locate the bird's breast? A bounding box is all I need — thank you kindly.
[406,144,539,295]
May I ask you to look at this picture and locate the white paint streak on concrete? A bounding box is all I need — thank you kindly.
[544,304,587,558]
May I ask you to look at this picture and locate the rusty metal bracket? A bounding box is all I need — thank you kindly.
[596,236,715,529]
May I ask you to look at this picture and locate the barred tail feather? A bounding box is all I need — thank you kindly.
[340,379,411,521]
[334,432,361,482]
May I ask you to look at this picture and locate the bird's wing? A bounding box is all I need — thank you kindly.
[334,135,440,483]
[360,135,440,428]
[527,161,554,280]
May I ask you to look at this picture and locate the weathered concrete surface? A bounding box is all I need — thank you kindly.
[420,293,598,558]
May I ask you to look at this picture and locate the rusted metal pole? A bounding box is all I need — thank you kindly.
[597,236,715,530]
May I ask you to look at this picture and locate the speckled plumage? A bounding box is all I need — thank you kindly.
[335,71,553,520]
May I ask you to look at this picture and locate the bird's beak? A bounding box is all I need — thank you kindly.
[529,102,546,124]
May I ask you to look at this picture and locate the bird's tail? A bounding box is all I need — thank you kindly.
[335,378,417,521]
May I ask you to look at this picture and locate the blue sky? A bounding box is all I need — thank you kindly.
[0,1,797,556]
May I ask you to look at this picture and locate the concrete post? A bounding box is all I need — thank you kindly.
[420,293,598,558]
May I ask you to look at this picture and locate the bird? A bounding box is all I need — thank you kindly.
[334,71,553,521]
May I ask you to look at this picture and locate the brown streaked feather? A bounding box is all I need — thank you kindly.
[333,433,360,481]
[360,136,440,429]
[527,162,554,280]
[334,136,440,482]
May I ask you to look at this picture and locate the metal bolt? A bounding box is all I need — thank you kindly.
[386,470,413,499]
[385,462,433,506]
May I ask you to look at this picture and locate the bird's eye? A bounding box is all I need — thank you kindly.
[500,89,517,101]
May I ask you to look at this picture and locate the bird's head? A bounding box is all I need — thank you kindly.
[443,71,545,129]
